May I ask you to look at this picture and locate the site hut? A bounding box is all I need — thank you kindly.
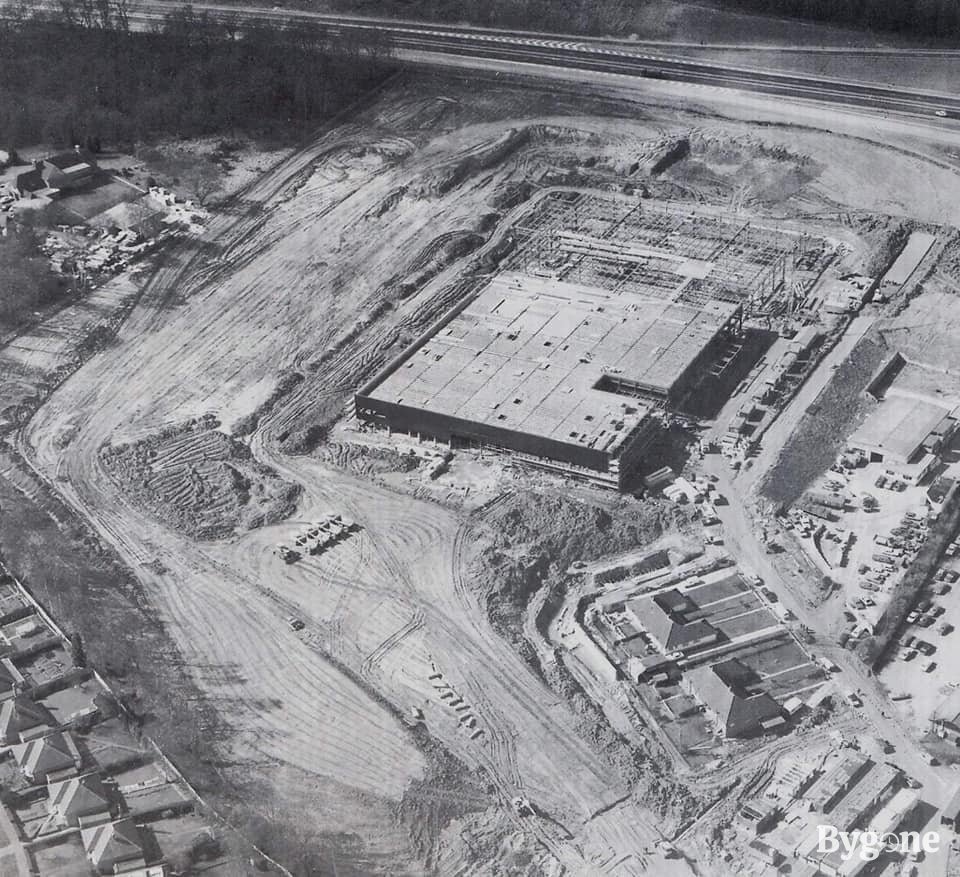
[355,270,741,490]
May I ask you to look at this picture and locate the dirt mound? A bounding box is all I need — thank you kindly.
[378,229,486,301]
[101,416,300,539]
[312,441,421,477]
[416,128,531,197]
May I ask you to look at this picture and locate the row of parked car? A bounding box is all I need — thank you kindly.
[895,564,960,668]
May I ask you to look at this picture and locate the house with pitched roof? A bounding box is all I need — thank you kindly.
[0,657,25,700]
[685,658,783,738]
[625,588,720,656]
[0,694,56,744]
[40,149,99,192]
[47,772,113,828]
[12,730,82,783]
[82,818,147,874]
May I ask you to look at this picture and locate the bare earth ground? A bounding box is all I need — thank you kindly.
[11,73,960,873]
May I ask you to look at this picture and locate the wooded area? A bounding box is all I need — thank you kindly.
[324,0,642,34]
[0,223,69,334]
[0,2,395,150]
[718,0,960,37]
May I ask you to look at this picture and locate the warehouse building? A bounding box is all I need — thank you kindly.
[356,271,741,488]
[849,396,956,467]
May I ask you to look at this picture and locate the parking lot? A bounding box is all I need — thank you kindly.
[880,547,960,730]
[785,452,940,638]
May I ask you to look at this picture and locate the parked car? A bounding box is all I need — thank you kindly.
[916,640,936,656]
[938,584,952,596]
[907,611,920,623]
[940,623,954,636]
[918,616,936,628]
[933,606,946,617]
[904,635,917,648]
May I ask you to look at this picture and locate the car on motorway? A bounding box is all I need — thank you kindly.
[287,616,305,631]
[936,110,948,117]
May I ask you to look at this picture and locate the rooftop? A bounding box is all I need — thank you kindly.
[850,395,952,463]
[687,658,783,737]
[365,272,737,454]
[45,150,96,172]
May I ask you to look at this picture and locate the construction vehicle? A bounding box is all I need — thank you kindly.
[512,796,536,818]
[277,545,299,564]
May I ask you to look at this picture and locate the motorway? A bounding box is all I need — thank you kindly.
[32,0,960,120]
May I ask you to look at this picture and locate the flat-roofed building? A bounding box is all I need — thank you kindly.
[357,271,740,489]
[849,396,954,467]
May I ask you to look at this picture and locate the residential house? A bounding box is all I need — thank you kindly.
[0,657,25,700]
[39,149,99,192]
[0,694,56,744]
[82,818,147,875]
[12,730,82,783]
[47,772,113,828]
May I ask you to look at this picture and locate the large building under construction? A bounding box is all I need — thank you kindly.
[357,274,740,487]
[354,191,817,488]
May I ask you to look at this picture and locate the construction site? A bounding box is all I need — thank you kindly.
[357,190,834,488]
[3,58,960,877]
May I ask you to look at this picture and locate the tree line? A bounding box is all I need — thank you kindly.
[717,0,960,37]
[316,0,643,36]
[0,1,395,150]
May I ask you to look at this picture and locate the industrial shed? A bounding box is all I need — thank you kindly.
[849,396,954,466]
